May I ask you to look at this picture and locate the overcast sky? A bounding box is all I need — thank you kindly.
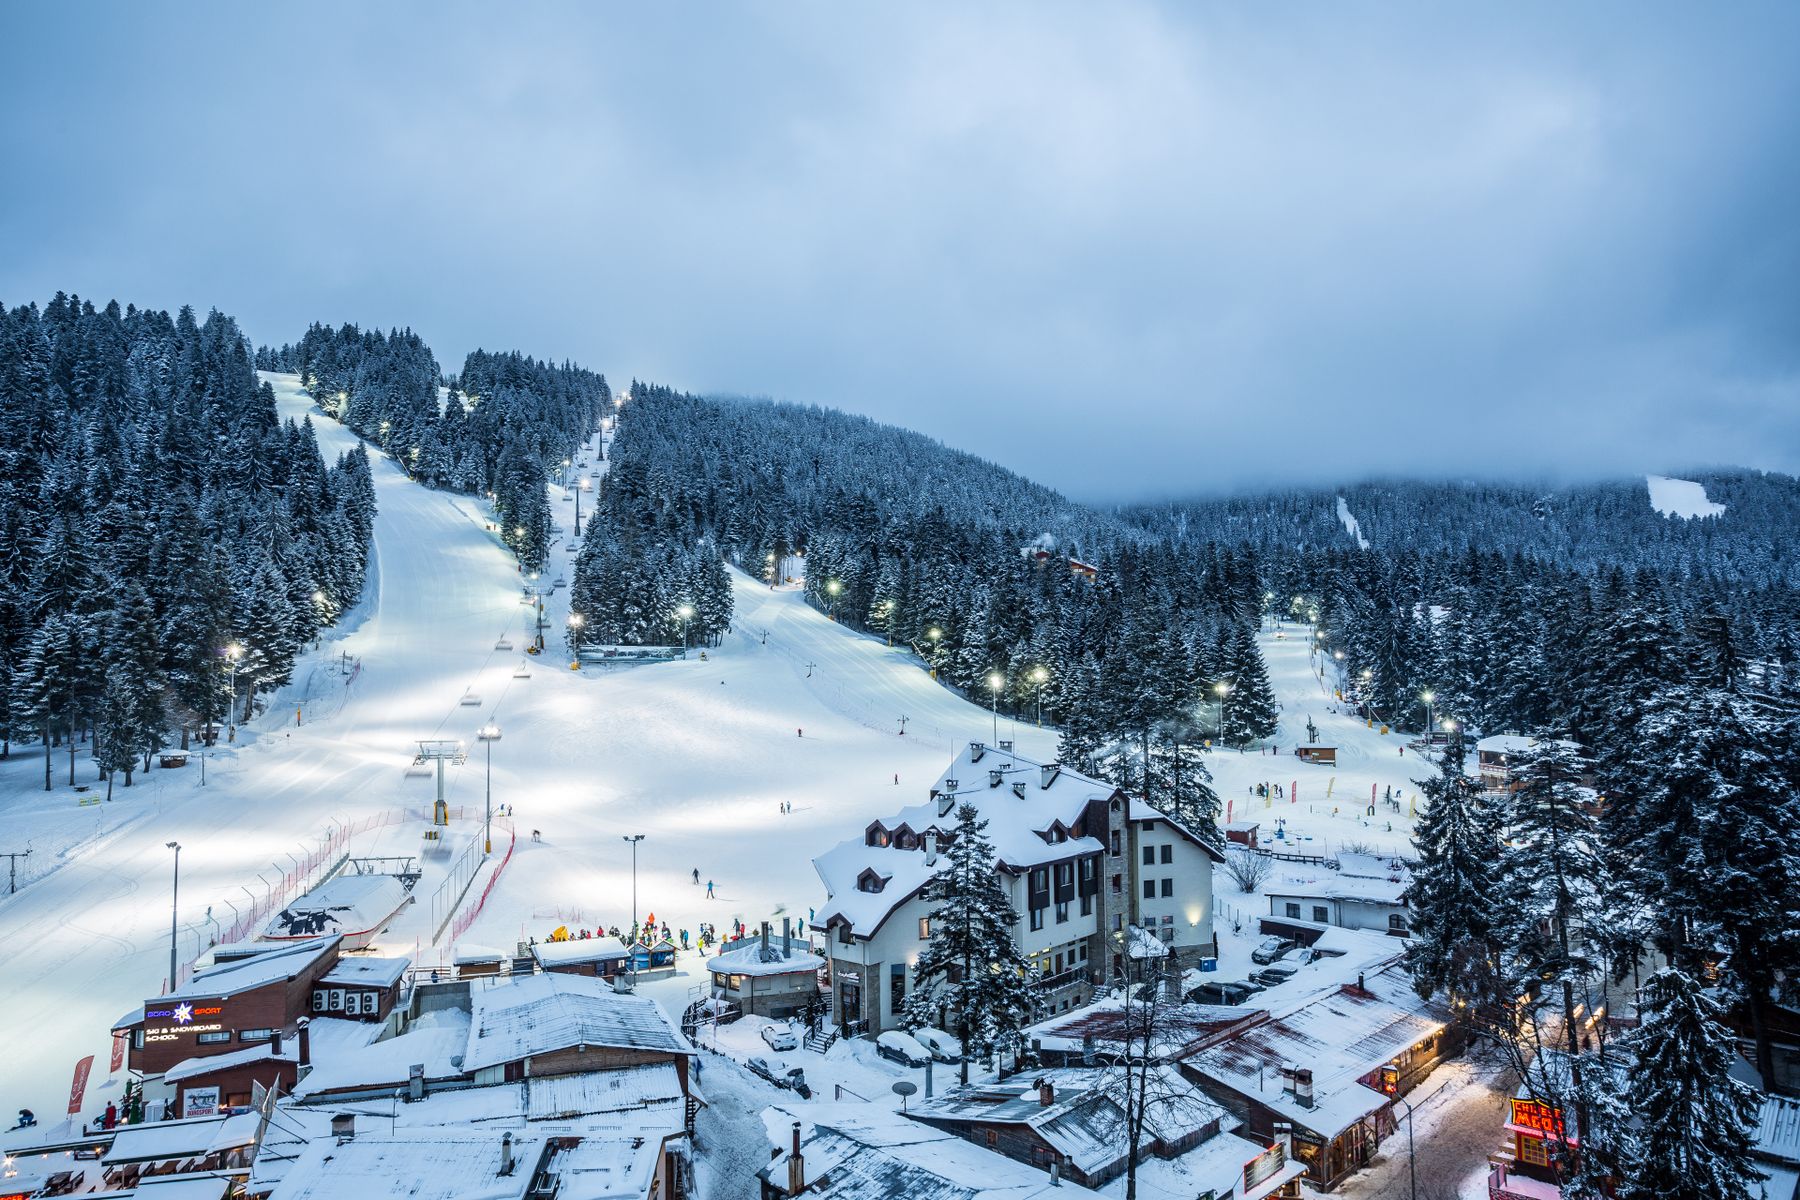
[2,4,1796,501]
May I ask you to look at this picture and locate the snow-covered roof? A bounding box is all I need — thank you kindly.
[707,938,823,977]
[270,1129,543,1200]
[1759,1094,1800,1164]
[909,1066,1223,1177]
[525,1064,689,1126]
[1127,924,1170,960]
[159,937,341,1003]
[463,973,692,1073]
[163,1040,298,1083]
[1264,871,1407,907]
[540,1134,666,1200]
[453,943,506,965]
[1181,965,1449,1138]
[290,1008,472,1098]
[532,936,629,966]
[263,875,408,940]
[133,1175,236,1200]
[1030,996,1259,1060]
[1477,735,1533,756]
[813,842,940,938]
[1126,1128,1309,1200]
[102,1112,259,1165]
[322,956,410,989]
[761,1102,1108,1200]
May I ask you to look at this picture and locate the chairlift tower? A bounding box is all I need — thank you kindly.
[413,739,468,826]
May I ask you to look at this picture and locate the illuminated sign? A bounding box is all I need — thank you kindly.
[1379,1063,1400,1096]
[1243,1143,1286,1191]
[1510,1098,1567,1140]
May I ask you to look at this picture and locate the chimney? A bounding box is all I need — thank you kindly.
[787,1121,805,1195]
[782,918,793,959]
[937,794,954,817]
[1274,1121,1293,1159]
[1040,763,1060,790]
[270,1031,284,1058]
[1012,782,1026,799]
[1081,1034,1096,1067]
[331,1112,355,1142]
[761,922,771,958]
[970,741,985,763]
[1356,973,1365,993]
[297,1018,311,1066]
[1294,1068,1314,1109]
[499,1131,515,1176]
[924,832,938,867]
[988,769,1003,788]
[1049,1159,1062,1186]
[999,739,1014,753]
[1038,1078,1055,1108]
[945,778,959,793]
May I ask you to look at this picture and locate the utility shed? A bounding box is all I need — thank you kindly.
[707,932,822,1020]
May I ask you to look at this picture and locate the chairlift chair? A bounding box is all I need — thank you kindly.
[460,692,482,706]
[495,638,514,651]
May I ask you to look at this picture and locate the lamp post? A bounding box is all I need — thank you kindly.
[676,603,694,657]
[1396,1092,1418,1200]
[226,643,242,729]
[622,834,645,974]
[1421,691,1436,749]
[927,628,941,680]
[1212,680,1233,747]
[166,841,181,992]
[567,612,584,663]
[478,723,501,854]
[986,673,1004,744]
[1030,666,1049,727]
[826,579,842,620]
[574,477,591,537]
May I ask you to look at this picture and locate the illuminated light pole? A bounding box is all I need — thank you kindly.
[927,627,942,680]
[478,723,501,854]
[676,603,694,657]
[567,612,585,665]
[1212,680,1233,748]
[622,834,645,977]
[826,579,842,621]
[764,552,777,588]
[1030,666,1049,726]
[987,673,1004,745]
[226,643,243,729]
[1421,691,1436,749]
[166,841,182,992]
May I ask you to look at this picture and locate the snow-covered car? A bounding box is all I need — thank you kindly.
[1252,965,1298,986]
[1187,980,1256,1006]
[760,1023,800,1052]
[912,1027,963,1062]
[1251,936,1295,965]
[875,1030,933,1067]
[746,1056,812,1097]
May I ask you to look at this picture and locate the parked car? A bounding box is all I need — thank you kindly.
[913,1027,963,1063]
[876,1030,933,1067]
[1251,965,1299,987]
[746,1056,812,1097]
[760,1023,800,1052]
[1187,981,1256,1006]
[1252,936,1296,965]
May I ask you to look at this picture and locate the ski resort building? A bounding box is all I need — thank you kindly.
[814,741,1223,1038]
[708,927,823,1020]
[1264,853,1412,937]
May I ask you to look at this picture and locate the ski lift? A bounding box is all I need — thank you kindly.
[552,577,566,588]
[513,660,533,679]
[460,691,482,707]
[495,637,514,651]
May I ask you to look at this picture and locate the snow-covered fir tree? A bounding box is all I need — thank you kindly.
[1404,731,1505,1007]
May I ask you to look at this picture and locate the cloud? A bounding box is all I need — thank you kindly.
[2,2,1796,500]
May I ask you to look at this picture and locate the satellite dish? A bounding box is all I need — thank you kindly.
[891,1081,917,1097]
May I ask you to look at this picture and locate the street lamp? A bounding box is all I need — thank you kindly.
[166,842,182,992]
[986,673,1004,744]
[478,723,502,854]
[1030,666,1049,726]
[676,603,694,657]
[926,627,942,679]
[826,579,842,620]
[1421,691,1436,746]
[225,643,243,729]
[1212,681,1232,747]
[567,612,585,662]
[622,835,645,975]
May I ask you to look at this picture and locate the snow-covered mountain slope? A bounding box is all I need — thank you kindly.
[1646,473,1727,519]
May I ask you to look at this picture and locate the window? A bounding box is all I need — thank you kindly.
[197,1031,231,1044]
[1031,907,1045,931]
[1143,880,1156,900]
[838,923,854,945]
[239,1028,274,1042]
[1140,821,1154,832]
[1080,891,1093,917]
[985,1130,1000,1149]
[1389,913,1410,933]
[890,964,906,1013]
[1142,846,1155,866]
[1519,1136,1551,1168]
[1312,905,1329,924]
[918,917,931,940]
[1286,902,1301,919]
[1110,831,1121,856]
[1112,914,1123,932]
[1111,874,1122,895]
[1160,879,1173,898]
[1160,845,1173,864]
[1055,901,1069,924]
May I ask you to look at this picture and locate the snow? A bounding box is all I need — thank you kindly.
[164,936,340,1002]
[271,1129,544,1200]
[162,1040,296,1084]
[462,972,692,1071]
[706,939,823,978]
[532,937,629,967]
[263,874,409,942]
[1647,473,1727,518]
[321,956,410,989]
[1336,496,1372,549]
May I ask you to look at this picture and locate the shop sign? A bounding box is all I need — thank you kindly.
[184,1087,220,1118]
[1510,1098,1567,1140]
[1243,1142,1286,1191]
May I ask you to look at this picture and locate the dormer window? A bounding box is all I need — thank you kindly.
[857,869,887,894]
[866,823,890,848]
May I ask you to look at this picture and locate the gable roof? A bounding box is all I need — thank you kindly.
[463,973,692,1072]
[156,937,340,1004]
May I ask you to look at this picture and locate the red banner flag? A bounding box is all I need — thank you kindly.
[110,1033,125,1074]
[67,1054,95,1115]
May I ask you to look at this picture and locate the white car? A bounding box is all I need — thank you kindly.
[759,1023,800,1052]
[875,1030,933,1067]
[913,1027,963,1063]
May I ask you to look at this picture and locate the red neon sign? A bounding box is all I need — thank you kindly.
[1510,1099,1567,1140]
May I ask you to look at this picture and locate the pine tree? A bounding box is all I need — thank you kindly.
[1619,968,1763,1200]
[1405,732,1504,1006]
[901,803,1042,1082]
[1221,622,1278,744]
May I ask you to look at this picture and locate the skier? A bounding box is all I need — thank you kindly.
[894,774,899,786]
[15,1108,35,1128]
[692,868,700,885]
[706,880,715,898]
[797,728,802,738]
